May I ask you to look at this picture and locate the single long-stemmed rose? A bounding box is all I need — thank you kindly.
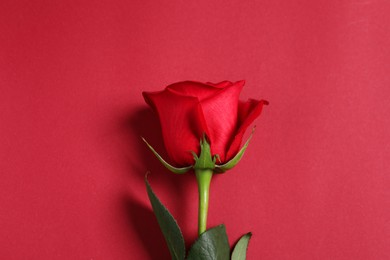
[143,80,268,236]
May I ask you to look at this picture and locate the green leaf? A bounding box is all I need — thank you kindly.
[214,128,255,173]
[231,232,252,260]
[187,225,230,260]
[142,137,192,174]
[145,175,186,260]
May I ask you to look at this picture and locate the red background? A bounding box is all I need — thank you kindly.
[1,0,389,259]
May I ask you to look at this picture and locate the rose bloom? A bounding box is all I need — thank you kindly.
[143,80,268,167]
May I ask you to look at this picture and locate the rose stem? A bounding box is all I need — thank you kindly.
[195,169,213,236]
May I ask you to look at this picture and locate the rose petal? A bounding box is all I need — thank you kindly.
[143,89,208,166]
[206,81,234,89]
[226,99,268,160]
[199,80,245,162]
[167,81,222,101]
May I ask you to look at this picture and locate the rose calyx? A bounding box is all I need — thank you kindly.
[142,129,255,175]
[191,135,218,172]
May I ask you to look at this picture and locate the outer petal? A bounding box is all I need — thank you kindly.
[167,81,222,101]
[143,89,208,166]
[200,80,245,162]
[206,81,234,89]
[226,99,269,160]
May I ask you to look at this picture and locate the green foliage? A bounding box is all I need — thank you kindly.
[145,175,252,260]
[142,137,192,174]
[231,233,252,260]
[145,176,186,260]
[193,135,216,171]
[187,225,230,260]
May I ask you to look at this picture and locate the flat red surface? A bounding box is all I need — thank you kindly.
[1,0,389,259]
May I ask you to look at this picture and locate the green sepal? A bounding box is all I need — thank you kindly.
[186,224,230,260]
[214,128,255,173]
[193,135,216,171]
[231,232,252,260]
[145,175,186,260]
[142,137,192,174]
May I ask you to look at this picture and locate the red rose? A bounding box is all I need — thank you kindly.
[143,80,268,167]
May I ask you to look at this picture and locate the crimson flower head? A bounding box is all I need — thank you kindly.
[142,80,268,170]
